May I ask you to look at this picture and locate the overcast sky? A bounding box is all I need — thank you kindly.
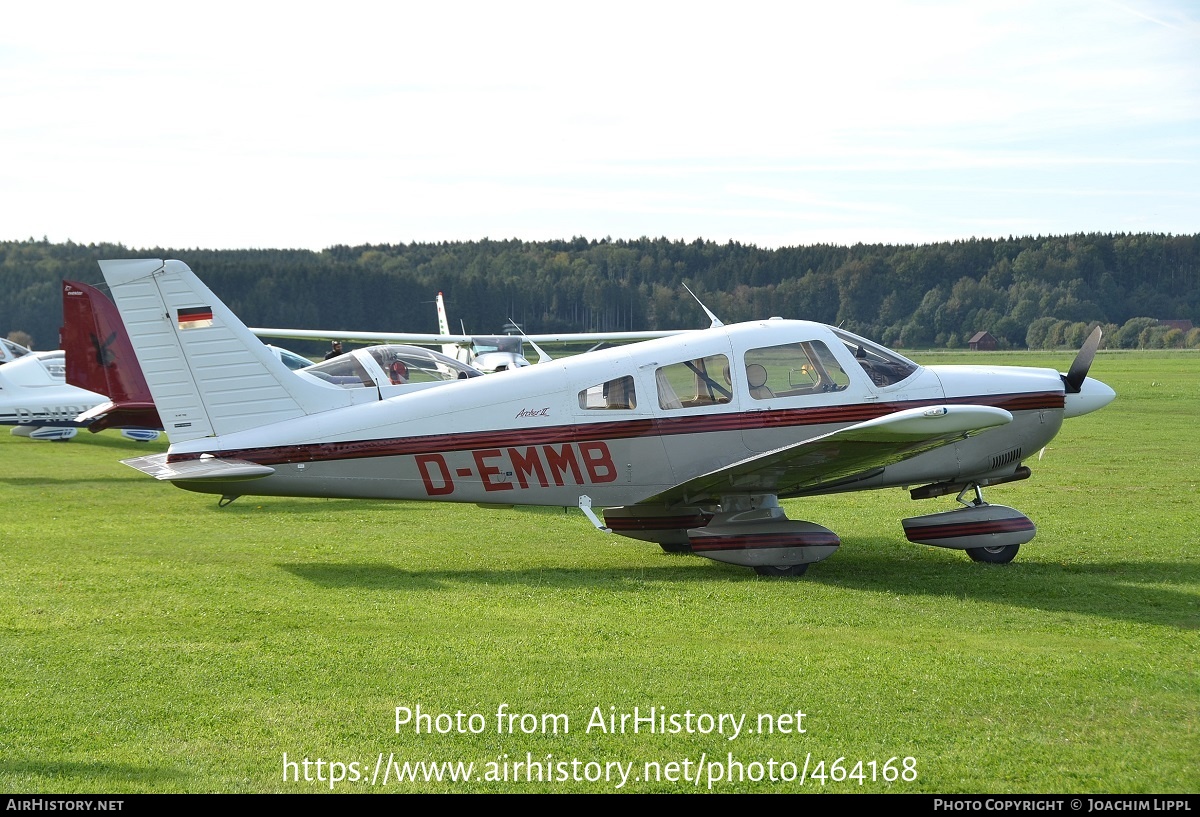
[2,0,1197,251]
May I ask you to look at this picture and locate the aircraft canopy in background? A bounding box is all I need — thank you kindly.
[0,338,35,365]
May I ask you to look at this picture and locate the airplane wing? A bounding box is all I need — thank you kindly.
[248,327,688,345]
[642,404,1013,505]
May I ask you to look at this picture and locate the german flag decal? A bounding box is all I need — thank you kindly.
[177,306,214,329]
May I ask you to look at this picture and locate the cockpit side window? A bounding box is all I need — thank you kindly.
[743,341,849,400]
[655,355,732,410]
[578,375,637,410]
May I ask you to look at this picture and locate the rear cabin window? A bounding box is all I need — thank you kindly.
[578,375,637,410]
[655,355,733,410]
[743,342,850,400]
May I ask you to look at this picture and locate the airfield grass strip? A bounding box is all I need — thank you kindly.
[0,350,1196,793]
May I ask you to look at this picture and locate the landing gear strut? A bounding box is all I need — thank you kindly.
[959,484,1021,564]
[958,483,986,507]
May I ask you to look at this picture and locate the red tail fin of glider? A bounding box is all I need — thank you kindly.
[61,279,162,432]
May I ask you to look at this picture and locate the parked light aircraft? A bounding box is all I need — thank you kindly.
[103,258,1115,576]
[0,284,161,443]
[251,292,683,374]
[0,350,103,440]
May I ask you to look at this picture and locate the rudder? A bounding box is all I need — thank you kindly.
[62,279,162,432]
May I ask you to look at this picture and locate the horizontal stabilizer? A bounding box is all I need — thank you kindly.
[75,400,162,433]
[121,452,275,482]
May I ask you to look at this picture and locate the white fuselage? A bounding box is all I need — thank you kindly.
[162,320,1075,508]
[0,352,106,428]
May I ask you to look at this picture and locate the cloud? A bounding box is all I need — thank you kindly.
[2,1,1197,249]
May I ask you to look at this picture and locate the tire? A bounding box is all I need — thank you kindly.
[753,563,809,577]
[659,542,693,554]
[966,544,1020,564]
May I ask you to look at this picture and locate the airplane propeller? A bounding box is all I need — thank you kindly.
[1062,326,1103,394]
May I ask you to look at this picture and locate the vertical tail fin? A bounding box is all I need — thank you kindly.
[436,291,451,336]
[98,259,356,444]
[62,279,162,432]
[435,291,461,360]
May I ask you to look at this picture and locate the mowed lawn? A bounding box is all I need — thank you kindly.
[0,349,1195,793]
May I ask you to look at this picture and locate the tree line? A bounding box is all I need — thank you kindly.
[2,233,1198,354]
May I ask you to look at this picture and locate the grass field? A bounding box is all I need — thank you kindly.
[1,350,1196,793]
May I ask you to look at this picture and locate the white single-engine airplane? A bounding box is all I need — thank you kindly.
[0,281,161,442]
[251,292,684,374]
[0,349,105,441]
[103,258,1115,576]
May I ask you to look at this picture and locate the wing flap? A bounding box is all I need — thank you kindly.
[121,452,275,482]
[645,404,1012,504]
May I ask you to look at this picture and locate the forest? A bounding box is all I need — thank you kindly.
[2,233,1198,354]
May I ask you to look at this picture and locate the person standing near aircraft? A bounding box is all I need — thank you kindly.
[324,340,345,360]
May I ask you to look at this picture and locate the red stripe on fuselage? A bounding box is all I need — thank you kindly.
[165,391,1064,466]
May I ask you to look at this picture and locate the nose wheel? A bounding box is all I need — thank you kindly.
[753,564,810,577]
[966,544,1020,564]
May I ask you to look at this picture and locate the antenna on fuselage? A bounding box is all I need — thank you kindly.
[683,282,724,328]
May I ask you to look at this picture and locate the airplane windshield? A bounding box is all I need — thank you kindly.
[471,336,523,355]
[830,328,919,387]
[267,345,314,371]
[365,346,481,384]
[302,344,482,389]
[303,353,375,387]
[1,339,31,361]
